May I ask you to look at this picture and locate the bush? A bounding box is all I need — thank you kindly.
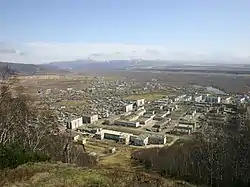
[0,143,50,169]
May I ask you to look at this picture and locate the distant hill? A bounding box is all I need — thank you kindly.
[48,60,136,71]
[14,59,250,74]
[45,59,174,72]
[0,61,70,75]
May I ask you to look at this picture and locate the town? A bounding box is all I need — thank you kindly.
[2,2,250,186]
[32,74,248,158]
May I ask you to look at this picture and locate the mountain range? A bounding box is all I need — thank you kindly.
[45,59,250,72]
[47,59,155,71]
[1,59,250,75]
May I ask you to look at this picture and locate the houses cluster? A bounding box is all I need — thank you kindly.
[62,79,250,147]
[174,94,222,104]
[104,97,174,129]
[194,95,221,103]
[174,121,197,135]
[104,99,150,128]
[175,93,230,104]
[66,96,175,147]
[175,94,192,102]
[66,98,148,130]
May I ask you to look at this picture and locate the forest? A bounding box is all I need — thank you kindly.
[132,110,250,187]
[0,68,96,170]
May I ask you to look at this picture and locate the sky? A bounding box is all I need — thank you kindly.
[0,0,250,63]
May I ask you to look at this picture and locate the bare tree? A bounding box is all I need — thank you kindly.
[0,69,96,169]
[0,65,16,81]
[0,71,58,151]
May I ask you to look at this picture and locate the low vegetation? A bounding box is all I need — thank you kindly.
[0,162,178,187]
[132,120,250,187]
[0,74,96,170]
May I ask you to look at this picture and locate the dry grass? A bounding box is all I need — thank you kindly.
[84,139,120,154]
[0,162,112,187]
[0,162,180,187]
[99,147,135,169]
[84,143,106,154]
[84,139,138,170]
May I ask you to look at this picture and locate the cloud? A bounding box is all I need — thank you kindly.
[0,42,249,64]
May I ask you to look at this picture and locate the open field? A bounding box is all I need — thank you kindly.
[15,68,250,94]
[99,147,135,169]
[17,74,121,97]
[84,138,119,154]
[84,138,138,169]
[85,138,175,170]
[91,70,250,94]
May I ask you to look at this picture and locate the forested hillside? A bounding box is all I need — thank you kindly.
[132,115,250,187]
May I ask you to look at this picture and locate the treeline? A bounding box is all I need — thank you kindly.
[132,121,250,186]
[0,73,96,169]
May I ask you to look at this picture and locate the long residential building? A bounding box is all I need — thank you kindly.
[205,96,221,103]
[114,120,140,127]
[95,129,132,145]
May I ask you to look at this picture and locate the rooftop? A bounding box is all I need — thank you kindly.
[138,134,149,139]
[139,117,152,121]
[176,124,193,129]
[149,134,166,139]
[97,129,133,137]
[83,114,98,117]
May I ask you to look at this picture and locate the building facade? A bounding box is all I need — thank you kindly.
[67,117,83,129]
[148,135,167,145]
[139,117,153,125]
[83,114,99,124]
[205,96,221,103]
[95,129,132,145]
[114,120,140,127]
[123,104,133,112]
[130,134,149,146]
[136,99,145,107]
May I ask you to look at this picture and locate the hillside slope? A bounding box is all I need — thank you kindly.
[0,61,70,75]
[0,162,196,187]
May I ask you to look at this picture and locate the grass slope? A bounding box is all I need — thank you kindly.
[0,162,196,187]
